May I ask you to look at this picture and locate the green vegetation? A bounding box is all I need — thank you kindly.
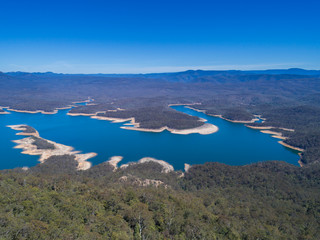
[96,107,203,129]
[246,105,320,165]
[0,157,319,239]
[30,136,56,150]
[21,126,37,134]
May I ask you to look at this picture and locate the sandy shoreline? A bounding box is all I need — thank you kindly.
[68,112,97,116]
[246,124,304,165]
[208,113,259,124]
[67,109,126,117]
[298,154,304,167]
[72,98,93,104]
[56,105,76,110]
[219,116,260,124]
[184,105,296,134]
[5,98,92,115]
[120,157,174,173]
[278,141,304,167]
[91,115,139,126]
[7,108,58,114]
[246,125,274,130]
[121,123,218,135]
[168,103,201,107]
[246,125,302,150]
[107,156,123,171]
[260,130,287,140]
[184,163,191,172]
[278,141,304,152]
[0,106,10,114]
[7,124,178,173]
[0,111,10,114]
[8,124,96,170]
[169,124,218,134]
[184,106,206,113]
[7,125,40,137]
[279,127,295,132]
[184,106,260,123]
[70,111,215,135]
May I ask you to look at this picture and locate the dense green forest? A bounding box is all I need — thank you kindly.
[0,156,319,239]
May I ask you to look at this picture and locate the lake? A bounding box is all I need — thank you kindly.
[0,105,300,170]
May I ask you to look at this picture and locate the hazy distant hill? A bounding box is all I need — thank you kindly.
[5,68,320,82]
[143,68,320,81]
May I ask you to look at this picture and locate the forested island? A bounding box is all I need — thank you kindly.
[0,69,320,239]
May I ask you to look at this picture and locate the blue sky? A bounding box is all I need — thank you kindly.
[1,0,319,73]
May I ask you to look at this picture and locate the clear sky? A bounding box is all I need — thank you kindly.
[1,0,319,73]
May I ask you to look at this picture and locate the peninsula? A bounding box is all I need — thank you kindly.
[8,125,96,170]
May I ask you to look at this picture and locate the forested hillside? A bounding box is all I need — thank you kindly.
[0,157,319,239]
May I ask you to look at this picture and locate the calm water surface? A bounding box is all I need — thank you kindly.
[0,105,300,170]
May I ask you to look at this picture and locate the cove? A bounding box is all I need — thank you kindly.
[0,105,300,170]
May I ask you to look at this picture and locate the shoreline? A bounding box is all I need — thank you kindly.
[176,104,304,166]
[91,115,139,126]
[121,123,218,135]
[107,156,123,171]
[120,157,174,173]
[184,106,207,113]
[278,141,304,167]
[183,105,296,134]
[208,113,259,124]
[72,98,93,104]
[278,141,304,152]
[184,106,260,123]
[6,125,40,137]
[68,104,218,135]
[218,116,260,124]
[4,97,92,115]
[7,125,178,173]
[5,101,218,136]
[245,125,274,130]
[67,109,125,117]
[184,163,191,172]
[7,108,58,114]
[168,102,201,107]
[8,124,96,171]
[260,130,287,140]
[68,112,98,116]
[298,154,304,167]
[0,111,10,114]
[55,105,76,110]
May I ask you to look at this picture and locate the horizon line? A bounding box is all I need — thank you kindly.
[2,67,320,75]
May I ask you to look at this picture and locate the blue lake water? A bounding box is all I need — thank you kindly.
[0,105,300,170]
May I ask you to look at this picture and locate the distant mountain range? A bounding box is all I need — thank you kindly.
[1,68,320,84]
[3,68,320,77]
